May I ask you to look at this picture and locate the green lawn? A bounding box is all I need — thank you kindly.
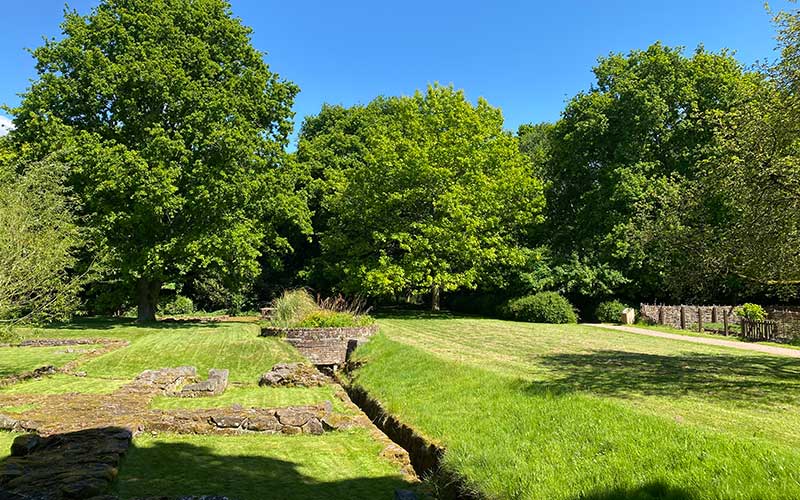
[0,344,102,377]
[349,316,800,499]
[0,432,19,461]
[114,431,410,500]
[0,373,127,394]
[14,319,301,383]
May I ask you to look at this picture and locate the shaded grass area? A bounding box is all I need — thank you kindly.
[349,318,800,499]
[629,322,800,350]
[0,374,127,395]
[0,345,102,377]
[151,385,354,415]
[114,430,411,500]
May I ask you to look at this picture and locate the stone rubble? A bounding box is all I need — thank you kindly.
[173,369,229,397]
[258,363,329,388]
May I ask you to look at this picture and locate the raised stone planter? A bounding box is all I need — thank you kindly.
[260,324,378,366]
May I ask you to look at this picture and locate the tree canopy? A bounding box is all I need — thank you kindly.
[10,0,308,320]
[300,85,545,309]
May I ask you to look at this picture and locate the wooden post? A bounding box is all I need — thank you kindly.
[680,306,686,330]
[659,306,665,325]
[711,306,717,324]
[697,307,703,332]
[723,312,729,336]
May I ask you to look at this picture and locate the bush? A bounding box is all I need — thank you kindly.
[160,295,195,315]
[295,310,375,328]
[270,289,319,327]
[502,292,578,324]
[735,303,767,321]
[595,300,630,323]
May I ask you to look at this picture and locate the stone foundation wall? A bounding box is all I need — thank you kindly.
[261,325,378,366]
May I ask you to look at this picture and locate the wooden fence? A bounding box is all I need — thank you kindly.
[740,318,780,341]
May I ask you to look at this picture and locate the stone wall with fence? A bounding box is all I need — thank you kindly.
[641,303,800,342]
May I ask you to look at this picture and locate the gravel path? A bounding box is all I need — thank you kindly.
[587,323,800,359]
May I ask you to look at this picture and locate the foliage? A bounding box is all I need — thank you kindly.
[0,159,84,325]
[269,289,319,327]
[545,43,760,301]
[315,294,371,316]
[735,303,767,322]
[159,295,195,316]
[301,85,545,310]
[502,292,578,324]
[10,0,308,321]
[294,310,375,328]
[595,300,630,323]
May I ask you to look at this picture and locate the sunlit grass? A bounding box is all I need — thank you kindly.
[349,317,800,499]
[0,345,102,377]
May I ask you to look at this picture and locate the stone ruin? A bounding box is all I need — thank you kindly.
[172,369,229,398]
[0,427,132,499]
[258,363,329,388]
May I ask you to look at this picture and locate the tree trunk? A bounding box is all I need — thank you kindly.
[136,278,161,323]
[431,284,440,312]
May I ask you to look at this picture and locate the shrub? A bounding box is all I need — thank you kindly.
[503,292,578,324]
[270,289,319,327]
[735,303,767,321]
[295,310,375,328]
[160,295,195,315]
[595,300,630,323]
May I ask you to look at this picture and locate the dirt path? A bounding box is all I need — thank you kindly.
[587,323,800,359]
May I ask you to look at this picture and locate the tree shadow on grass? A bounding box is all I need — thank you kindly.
[527,350,800,407]
[573,481,696,500]
[0,427,414,500]
[115,441,411,499]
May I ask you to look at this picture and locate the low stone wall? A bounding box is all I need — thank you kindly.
[640,304,739,329]
[261,324,378,366]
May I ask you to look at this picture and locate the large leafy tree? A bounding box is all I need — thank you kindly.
[310,85,545,310]
[10,0,307,321]
[545,43,760,301]
[637,10,800,301]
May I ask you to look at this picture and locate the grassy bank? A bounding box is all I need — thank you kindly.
[349,317,800,499]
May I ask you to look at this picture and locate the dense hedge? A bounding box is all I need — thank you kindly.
[595,300,630,323]
[502,292,578,324]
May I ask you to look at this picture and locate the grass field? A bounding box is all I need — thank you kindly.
[113,431,409,499]
[0,344,103,377]
[349,315,800,499]
[0,318,412,499]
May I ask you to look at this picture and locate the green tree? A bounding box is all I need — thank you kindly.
[10,0,307,321]
[315,85,545,310]
[0,157,83,325]
[545,43,760,300]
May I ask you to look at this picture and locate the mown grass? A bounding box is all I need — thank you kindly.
[114,430,411,500]
[0,344,102,377]
[629,322,800,350]
[0,374,127,395]
[150,385,354,415]
[349,317,800,499]
[14,319,302,383]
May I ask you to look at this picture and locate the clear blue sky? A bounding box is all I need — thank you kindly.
[0,0,793,145]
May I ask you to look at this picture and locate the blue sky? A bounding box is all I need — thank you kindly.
[0,0,792,145]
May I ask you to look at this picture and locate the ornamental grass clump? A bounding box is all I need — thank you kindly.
[270,289,374,328]
[270,289,319,327]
